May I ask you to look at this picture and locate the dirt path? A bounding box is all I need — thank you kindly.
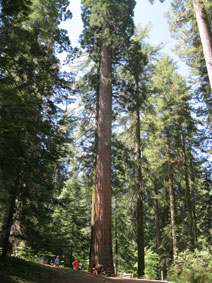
[105,277,170,283]
[35,269,170,283]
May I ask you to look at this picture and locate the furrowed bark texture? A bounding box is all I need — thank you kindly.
[89,21,113,272]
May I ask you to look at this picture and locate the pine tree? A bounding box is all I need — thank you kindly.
[51,181,90,266]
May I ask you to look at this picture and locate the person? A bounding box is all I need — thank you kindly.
[72,259,79,270]
[39,256,44,264]
[54,256,59,267]
[96,263,101,275]
[92,263,96,274]
[106,266,112,277]
[81,261,85,271]
[101,265,106,275]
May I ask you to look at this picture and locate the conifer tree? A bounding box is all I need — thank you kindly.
[168,0,212,92]
[80,0,136,272]
[145,56,199,261]
[51,181,90,266]
[0,0,71,258]
[152,0,212,90]
[192,0,212,89]
[114,26,159,276]
[124,34,148,278]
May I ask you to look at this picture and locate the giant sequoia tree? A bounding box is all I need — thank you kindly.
[80,0,136,271]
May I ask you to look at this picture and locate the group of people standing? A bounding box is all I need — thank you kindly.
[93,263,112,277]
[53,257,111,277]
[72,259,86,270]
[54,257,85,270]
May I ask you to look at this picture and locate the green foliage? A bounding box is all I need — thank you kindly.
[112,192,137,274]
[12,242,35,261]
[168,0,211,97]
[0,0,73,259]
[51,181,90,266]
[80,0,136,61]
[167,249,212,283]
[144,248,160,280]
[1,0,212,280]
[194,174,212,250]
[1,0,32,21]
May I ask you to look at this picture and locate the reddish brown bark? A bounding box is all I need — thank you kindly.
[89,21,113,272]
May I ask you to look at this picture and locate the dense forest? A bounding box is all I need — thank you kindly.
[0,0,212,282]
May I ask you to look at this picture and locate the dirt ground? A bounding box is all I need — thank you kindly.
[28,269,170,283]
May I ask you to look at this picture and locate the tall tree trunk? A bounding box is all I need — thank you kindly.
[114,200,118,274]
[135,107,144,277]
[69,247,73,268]
[89,21,113,272]
[153,184,163,278]
[193,0,212,89]
[153,185,161,253]
[168,175,177,262]
[89,67,100,264]
[89,187,95,262]
[181,134,195,248]
[188,142,198,244]
[1,190,17,259]
[154,185,161,254]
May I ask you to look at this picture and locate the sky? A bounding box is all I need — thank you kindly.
[60,0,189,76]
[134,0,174,53]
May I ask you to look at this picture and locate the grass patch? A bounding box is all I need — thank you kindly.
[0,256,72,283]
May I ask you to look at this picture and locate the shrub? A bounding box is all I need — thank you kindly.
[167,249,212,283]
[144,248,160,280]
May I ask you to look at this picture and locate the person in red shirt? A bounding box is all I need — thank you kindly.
[72,259,79,270]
